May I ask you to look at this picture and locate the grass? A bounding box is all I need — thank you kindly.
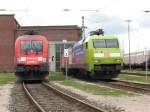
[61,80,134,96]
[49,72,135,96]
[49,72,71,81]
[118,74,150,83]
[0,73,16,85]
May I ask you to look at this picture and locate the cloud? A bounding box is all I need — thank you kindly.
[137,15,150,28]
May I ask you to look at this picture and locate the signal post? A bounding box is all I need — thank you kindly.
[64,49,69,80]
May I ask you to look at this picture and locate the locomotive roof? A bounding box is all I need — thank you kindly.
[84,35,118,42]
[17,35,46,39]
[73,35,118,48]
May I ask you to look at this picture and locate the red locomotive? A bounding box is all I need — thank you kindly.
[15,34,49,81]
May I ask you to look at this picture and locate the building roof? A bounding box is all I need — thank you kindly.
[16,25,81,31]
[0,14,15,16]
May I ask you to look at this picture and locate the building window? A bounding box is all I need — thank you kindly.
[55,43,74,71]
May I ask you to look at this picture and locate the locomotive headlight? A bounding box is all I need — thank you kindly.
[116,59,121,63]
[95,60,100,64]
[17,57,26,62]
[38,57,46,62]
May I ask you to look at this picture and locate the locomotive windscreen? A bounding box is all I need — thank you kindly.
[21,40,43,53]
[93,39,119,48]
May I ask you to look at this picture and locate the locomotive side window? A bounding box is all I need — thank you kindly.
[21,40,43,53]
[85,42,88,49]
[93,39,119,48]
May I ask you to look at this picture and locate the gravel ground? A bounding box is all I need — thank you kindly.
[52,80,150,112]
[0,82,37,112]
[0,84,12,112]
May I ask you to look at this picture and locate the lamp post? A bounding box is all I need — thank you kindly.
[126,20,132,71]
[144,10,150,13]
[143,10,150,82]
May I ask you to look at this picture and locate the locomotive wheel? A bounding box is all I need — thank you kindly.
[80,69,88,79]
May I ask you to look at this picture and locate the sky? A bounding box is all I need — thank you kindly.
[1,0,150,53]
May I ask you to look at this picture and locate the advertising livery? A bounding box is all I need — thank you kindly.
[61,35,123,79]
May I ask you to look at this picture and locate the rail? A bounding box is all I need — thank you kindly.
[22,82,46,112]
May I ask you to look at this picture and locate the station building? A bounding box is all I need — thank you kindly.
[0,15,81,72]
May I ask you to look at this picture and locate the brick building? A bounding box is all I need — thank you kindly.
[0,15,81,72]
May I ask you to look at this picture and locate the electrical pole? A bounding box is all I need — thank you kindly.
[81,16,85,40]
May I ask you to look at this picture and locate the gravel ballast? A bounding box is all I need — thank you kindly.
[52,81,150,112]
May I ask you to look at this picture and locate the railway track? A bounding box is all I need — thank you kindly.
[96,79,150,95]
[121,71,150,76]
[22,82,106,112]
[9,83,37,112]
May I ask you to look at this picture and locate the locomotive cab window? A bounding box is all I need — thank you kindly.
[93,39,119,48]
[106,39,119,48]
[93,39,106,48]
[21,40,43,53]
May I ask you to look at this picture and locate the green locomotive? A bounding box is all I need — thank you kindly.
[62,35,123,79]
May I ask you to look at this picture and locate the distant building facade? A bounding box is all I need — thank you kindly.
[0,15,81,72]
